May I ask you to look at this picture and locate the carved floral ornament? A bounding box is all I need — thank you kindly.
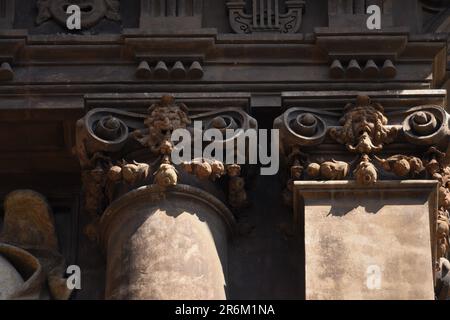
[75,95,257,239]
[36,0,121,28]
[275,95,450,263]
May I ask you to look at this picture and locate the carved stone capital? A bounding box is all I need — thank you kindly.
[75,95,257,219]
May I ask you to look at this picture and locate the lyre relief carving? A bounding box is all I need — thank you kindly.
[227,0,305,34]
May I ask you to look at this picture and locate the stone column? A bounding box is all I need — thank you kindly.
[99,184,235,300]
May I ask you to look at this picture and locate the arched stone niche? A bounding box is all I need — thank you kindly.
[99,184,235,300]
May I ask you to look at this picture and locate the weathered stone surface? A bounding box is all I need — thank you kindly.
[0,253,24,300]
[0,243,45,300]
[1,190,72,300]
[100,184,235,300]
[294,180,437,300]
[2,190,58,251]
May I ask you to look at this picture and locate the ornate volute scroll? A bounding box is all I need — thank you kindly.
[36,0,121,28]
[75,95,257,239]
[227,0,305,34]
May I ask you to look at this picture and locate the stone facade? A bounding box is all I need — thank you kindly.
[0,0,450,300]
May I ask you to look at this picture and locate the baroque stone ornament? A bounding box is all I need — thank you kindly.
[75,95,257,218]
[306,160,349,180]
[330,95,397,154]
[353,154,378,185]
[0,190,72,300]
[131,95,191,155]
[424,147,450,261]
[181,158,225,181]
[402,106,447,145]
[36,0,121,28]
[227,0,305,34]
[374,155,425,178]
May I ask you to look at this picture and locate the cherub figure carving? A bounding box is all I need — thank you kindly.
[330,95,397,154]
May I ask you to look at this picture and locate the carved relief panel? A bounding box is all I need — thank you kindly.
[227,0,305,34]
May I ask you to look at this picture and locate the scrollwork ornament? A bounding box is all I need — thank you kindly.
[402,106,447,146]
